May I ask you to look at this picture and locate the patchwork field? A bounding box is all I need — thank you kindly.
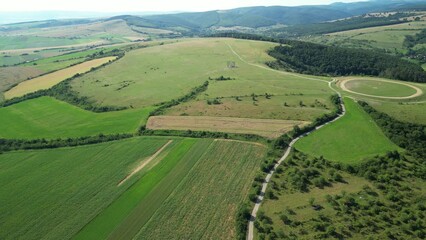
[0,66,44,94]
[147,115,310,138]
[0,135,266,240]
[4,56,116,99]
[0,97,153,139]
[295,98,399,164]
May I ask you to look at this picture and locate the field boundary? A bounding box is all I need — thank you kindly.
[118,140,173,186]
[339,78,423,99]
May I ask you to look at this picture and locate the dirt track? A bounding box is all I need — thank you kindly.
[339,78,423,100]
[117,140,172,186]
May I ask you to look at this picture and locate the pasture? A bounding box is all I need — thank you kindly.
[71,38,335,123]
[4,56,116,99]
[0,137,169,240]
[295,98,399,164]
[0,96,154,139]
[147,115,310,138]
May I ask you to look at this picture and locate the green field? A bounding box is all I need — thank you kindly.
[0,97,154,139]
[0,136,266,240]
[0,137,169,239]
[344,79,417,97]
[0,36,92,50]
[295,98,399,164]
[370,101,426,125]
[134,140,267,239]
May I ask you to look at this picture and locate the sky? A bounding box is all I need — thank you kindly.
[1,0,363,12]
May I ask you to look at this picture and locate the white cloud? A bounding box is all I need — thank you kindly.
[1,0,363,12]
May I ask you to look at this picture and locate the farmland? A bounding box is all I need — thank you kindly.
[147,115,309,138]
[0,8,425,240]
[0,96,153,139]
[295,98,399,164]
[4,56,116,99]
[0,136,266,240]
[0,137,169,240]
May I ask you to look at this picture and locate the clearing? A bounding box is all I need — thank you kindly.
[4,56,116,99]
[147,115,310,138]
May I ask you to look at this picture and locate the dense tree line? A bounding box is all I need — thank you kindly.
[208,32,426,82]
[0,133,133,154]
[147,81,209,116]
[404,28,426,48]
[359,101,426,159]
[268,41,426,82]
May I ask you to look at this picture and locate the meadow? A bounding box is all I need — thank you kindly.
[0,137,169,240]
[0,97,154,139]
[70,38,335,127]
[294,98,399,164]
[344,79,418,97]
[4,56,116,99]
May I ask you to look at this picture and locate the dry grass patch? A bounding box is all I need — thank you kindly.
[147,115,309,138]
[4,56,116,99]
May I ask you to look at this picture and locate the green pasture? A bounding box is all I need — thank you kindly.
[71,38,335,122]
[0,97,154,139]
[295,98,399,164]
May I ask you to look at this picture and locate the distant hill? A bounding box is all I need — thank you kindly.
[1,0,425,33]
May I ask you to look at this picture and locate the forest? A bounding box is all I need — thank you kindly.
[268,41,426,82]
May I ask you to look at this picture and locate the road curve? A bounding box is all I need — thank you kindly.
[224,42,347,240]
[246,99,346,240]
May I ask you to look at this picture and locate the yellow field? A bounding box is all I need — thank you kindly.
[147,115,310,138]
[4,57,116,99]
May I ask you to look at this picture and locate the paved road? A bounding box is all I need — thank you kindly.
[246,99,346,240]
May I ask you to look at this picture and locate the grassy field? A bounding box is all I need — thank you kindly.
[0,35,92,51]
[295,98,399,164]
[370,101,426,125]
[0,97,154,139]
[0,137,169,240]
[134,140,267,239]
[344,79,418,97]
[71,38,335,123]
[305,20,426,54]
[4,57,116,99]
[147,115,310,138]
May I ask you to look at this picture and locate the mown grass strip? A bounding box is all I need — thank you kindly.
[73,138,199,240]
[107,139,214,240]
